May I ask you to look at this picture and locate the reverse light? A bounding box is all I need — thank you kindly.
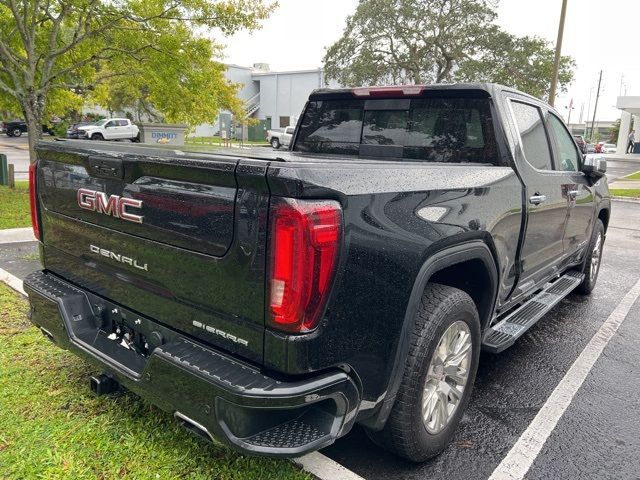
[28,162,40,240]
[352,85,427,97]
[268,198,342,333]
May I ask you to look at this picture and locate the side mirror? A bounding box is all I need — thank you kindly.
[581,154,607,177]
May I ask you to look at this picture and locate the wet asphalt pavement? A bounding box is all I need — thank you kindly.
[321,200,640,479]
[1,201,639,480]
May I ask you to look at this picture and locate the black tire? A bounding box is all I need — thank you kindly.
[91,133,104,141]
[12,128,22,137]
[6,131,13,137]
[366,283,481,462]
[271,137,280,149]
[576,219,604,295]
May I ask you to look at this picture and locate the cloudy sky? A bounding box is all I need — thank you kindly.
[220,0,639,122]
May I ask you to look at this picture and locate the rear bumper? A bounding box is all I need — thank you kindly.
[24,270,360,457]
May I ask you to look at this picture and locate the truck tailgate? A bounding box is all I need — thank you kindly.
[35,143,270,364]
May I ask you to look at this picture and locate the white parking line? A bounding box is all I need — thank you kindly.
[0,266,26,296]
[489,278,640,480]
[0,271,365,480]
[295,452,365,480]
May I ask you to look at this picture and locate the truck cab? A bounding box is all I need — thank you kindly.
[266,126,295,149]
[78,118,140,142]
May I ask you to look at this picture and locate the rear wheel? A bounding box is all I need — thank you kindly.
[576,219,604,295]
[271,137,280,149]
[91,133,104,141]
[12,128,22,137]
[366,283,480,462]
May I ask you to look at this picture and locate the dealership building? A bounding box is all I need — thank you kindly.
[192,63,340,141]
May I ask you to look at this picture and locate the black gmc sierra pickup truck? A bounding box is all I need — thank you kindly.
[24,83,610,462]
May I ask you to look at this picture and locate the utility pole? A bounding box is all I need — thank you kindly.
[549,0,569,106]
[585,87,593,137]
[590,70,603,142]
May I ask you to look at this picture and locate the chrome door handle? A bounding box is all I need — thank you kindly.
[568,190,579,199]
[529,194,547,205]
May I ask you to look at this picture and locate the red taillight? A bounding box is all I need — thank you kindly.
[29,163,40,240]
[352,85,427,97]
[268,198,342,333]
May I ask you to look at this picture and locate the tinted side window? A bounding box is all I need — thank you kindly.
[511,101,553,170]
[105,121,115,128]
[548,114,580,172]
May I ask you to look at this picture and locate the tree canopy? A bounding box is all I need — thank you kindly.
[323,0,575,100]
[0,0,273,158]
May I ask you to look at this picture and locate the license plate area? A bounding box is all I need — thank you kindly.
[62,287,182,378]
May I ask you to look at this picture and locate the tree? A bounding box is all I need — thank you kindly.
[0,0,272,160]
[324,0,497,86]
[324,0,575,100]
[455,30,575,99]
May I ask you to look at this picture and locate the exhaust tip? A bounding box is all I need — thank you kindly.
[90,374,120,396]
[174,411,215,443]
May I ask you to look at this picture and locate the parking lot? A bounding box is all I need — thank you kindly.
[1,141,639,479]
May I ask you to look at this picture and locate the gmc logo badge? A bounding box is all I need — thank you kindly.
[77,188,143,224]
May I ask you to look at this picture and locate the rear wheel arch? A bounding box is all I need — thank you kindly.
[366,241,499,430]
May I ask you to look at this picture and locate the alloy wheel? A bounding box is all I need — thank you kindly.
[422,320,473,434]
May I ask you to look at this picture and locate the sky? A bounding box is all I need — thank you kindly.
[219,0,640,123]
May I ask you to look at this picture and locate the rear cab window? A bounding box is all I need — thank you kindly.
[293,93,500,165]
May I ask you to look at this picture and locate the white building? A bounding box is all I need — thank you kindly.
[192,63,340,140]
[616,96,640,154]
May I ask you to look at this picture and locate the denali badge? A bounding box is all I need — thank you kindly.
[77,188,143,224]
[90,245,148,271]
[192,320,249,347]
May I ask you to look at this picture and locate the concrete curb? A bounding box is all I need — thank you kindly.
[0,227,36,244]
[0,267,26,295]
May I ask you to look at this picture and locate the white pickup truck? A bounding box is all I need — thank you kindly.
[78,118,140,142]
[266,126,295,149]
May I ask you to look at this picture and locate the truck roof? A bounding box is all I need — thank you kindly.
[308,82,540,103]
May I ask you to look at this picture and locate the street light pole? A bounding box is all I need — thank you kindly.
[549,0,569,106]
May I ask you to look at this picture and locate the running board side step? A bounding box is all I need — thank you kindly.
[482,271,584,353]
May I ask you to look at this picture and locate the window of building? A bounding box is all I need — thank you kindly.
[279,116,290,128]
[510,101,553,171]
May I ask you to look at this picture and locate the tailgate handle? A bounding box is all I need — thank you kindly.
[88,156,124,179]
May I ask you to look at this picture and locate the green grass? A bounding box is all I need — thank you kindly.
[0,284,309,480]
[622,171,640,180]
[0,181,30,229]
[610,189,640,198]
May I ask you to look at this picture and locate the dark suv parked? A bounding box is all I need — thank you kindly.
[2,119,53,137]
[25,83,610,462]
